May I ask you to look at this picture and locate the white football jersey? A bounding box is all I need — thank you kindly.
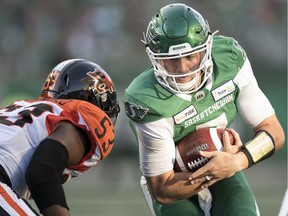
[0,97,115,198]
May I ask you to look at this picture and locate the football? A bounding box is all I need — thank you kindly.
[174,128,234,172]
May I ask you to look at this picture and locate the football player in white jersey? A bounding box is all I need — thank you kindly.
[123,3,285,216]
[0,59,120,216]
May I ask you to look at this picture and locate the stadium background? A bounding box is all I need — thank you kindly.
[0,0,286,215]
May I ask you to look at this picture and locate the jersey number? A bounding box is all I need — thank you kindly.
[95,116,114,155]
[0,103,53,127]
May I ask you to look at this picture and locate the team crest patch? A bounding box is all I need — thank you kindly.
[124,101,149,121]
[173,105,197,125]
[195,91,205,101]
[211,80,235,101]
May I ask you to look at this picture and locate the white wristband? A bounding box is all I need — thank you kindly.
[240,130,275,167]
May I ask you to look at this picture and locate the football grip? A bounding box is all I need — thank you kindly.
[174,128,233,172]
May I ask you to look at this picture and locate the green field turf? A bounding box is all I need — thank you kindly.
[29,156,286,216]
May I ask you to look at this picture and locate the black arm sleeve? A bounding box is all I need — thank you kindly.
[25,138,69,213]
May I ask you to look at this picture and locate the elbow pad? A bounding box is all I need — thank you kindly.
[25,138,69,213]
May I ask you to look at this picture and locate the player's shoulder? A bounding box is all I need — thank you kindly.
[124,67,185,123]
[124,67,161,122]
[57,98,107,120]
[212,35,247,78]
[37,97,105,120]
[213,35,244,49]
[124,66,156,95]
[212,35,247,62]
[37,97,95,109]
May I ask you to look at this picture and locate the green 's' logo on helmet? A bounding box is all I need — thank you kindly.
[193,10,208,33]
[145,21,158,45]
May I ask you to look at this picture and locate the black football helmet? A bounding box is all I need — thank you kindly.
[41,59,120,125]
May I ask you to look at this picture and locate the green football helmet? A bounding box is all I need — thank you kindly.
[144,3,215,94]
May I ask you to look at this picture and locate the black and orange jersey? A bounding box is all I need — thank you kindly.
[0,97,115,198]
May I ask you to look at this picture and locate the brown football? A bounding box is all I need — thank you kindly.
[174,128,234,172]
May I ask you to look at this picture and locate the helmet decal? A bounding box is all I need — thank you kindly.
[42,70,60,91]
[41,59,120,125]
[145,21,158,45]
[86,69,116,97]
[193,11,207,33]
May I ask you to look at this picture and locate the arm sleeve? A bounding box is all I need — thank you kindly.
[134,118,176,177]
[234,58,275,128]
[25,138,69,213]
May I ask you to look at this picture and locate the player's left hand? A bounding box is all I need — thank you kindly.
[223,128,243,153]
[188,128,244,188]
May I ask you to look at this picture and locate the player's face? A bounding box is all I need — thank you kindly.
[162,53,201,84]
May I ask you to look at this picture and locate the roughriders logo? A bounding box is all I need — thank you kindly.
[145,21,158,45]
[193,10,209,34]
[124,101,149,121]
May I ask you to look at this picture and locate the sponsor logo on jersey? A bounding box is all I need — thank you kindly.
[173,105,197,125]
[211,80,235,101]
[184,94,234,128]
[124,101,149,121]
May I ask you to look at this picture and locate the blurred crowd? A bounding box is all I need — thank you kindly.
[0,0,286,154]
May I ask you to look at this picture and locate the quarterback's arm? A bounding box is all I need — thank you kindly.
[237,85,285,156]
[206,58,284,168]
[235,58,285,165]
[252,115,285,151]
[190,113,285,188]
[135,120,205,204]
[145,170,203,204]
[189,58,285,185]
[26,121,88,216]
